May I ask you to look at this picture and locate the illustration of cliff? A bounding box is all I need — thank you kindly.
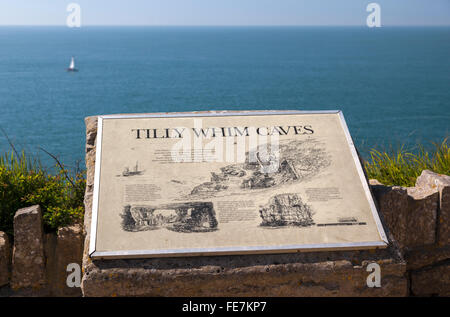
[259,193,314,227]
[190,139,331,197]
[121,202,218,233]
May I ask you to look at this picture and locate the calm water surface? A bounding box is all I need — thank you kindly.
[0,26,449,168]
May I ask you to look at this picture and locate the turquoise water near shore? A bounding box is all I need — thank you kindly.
[0,26,449,168]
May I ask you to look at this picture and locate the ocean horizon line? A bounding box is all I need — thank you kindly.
[1,24,450,28]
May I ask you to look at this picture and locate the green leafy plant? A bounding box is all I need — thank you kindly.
[0,151,85,236]
[364,138,449,187]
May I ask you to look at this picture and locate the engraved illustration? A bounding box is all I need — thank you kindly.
[190,139,331,198]
[118,161,144,177]
[121,202,218,233]
[259,193,315,227]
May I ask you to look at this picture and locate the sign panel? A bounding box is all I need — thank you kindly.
[89,111,388,259]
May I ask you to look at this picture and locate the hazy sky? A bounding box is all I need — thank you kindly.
[0,0,449,26]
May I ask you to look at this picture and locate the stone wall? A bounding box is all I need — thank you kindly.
[0,232,10,287]
[0,205,84,296]
[79,116,449,297]
[371,170,450,296]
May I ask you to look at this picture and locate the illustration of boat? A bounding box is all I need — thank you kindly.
[122,161,142,177]
[67,56,78,72]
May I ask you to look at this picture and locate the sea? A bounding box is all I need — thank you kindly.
[0,26,449,170]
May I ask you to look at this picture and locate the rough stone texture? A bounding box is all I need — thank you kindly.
[406,186,438,246]
[370,186,409,249]
[11,205,46,290]
[53,224,84,296]
[370,176,450,296]
[405,245,450,271]
[82,255,406,297]
[416,170,450,246]
[370,184,438,250]
[410,262,450,296]
[0,232,11,286]
[368,179,383,186]
[81,115,407,297]
[1,224,84,297]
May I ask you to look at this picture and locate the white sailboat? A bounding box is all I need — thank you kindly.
[67,56,78,72]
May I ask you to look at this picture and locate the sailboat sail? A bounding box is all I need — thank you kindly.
[69,57,75,70]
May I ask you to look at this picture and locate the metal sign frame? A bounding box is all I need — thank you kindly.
[89,110,388,260]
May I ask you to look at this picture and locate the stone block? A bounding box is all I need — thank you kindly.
[11,205,46,290]
[0,232,11,286]
[53,224,84,296]
[81,116,407,297]
[371,184,437,249]
[411,263,450,296]
[416,170,450,246]
[406,186,438,246]
[405,245,450,271]
[82,250,407,297]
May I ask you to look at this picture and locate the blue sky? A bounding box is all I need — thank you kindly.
[0,0,449,26]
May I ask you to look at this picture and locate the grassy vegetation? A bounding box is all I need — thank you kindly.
[0,151,85,236]
[364,138,450,187]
